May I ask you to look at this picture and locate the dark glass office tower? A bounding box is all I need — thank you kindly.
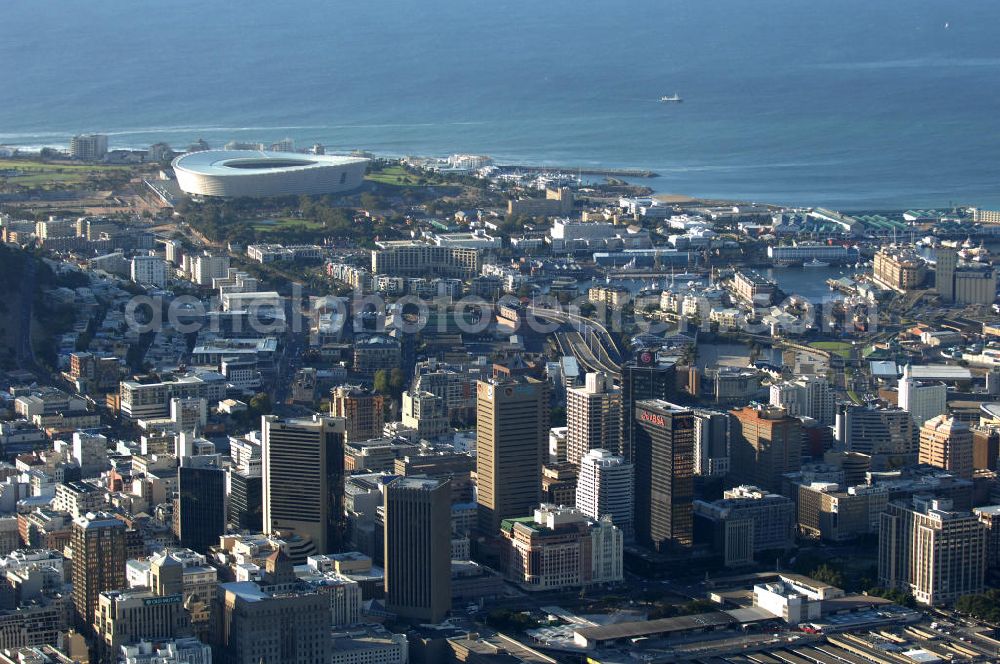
[621,355,677,463]
[632,399,694,552]
[228,468,263,532]
[177,456,226,553]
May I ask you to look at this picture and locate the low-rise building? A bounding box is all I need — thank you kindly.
[247,243,322,263]
[120,637,212,664]
[508,187,574,219]
[371,241,480,280]
[119,372,227,421]
[331,628,407,664]
[52,481,106,518]
[352,335,401,379]
[731,270,776,305]
[752,574,843,624]
[0,594,68,652]
[586,286,630,310]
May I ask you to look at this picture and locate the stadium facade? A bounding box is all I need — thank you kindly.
[172,150,369,197]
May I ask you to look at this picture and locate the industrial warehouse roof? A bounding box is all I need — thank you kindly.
[908,364,972,381]
[869,360,899,378]
[574,611,738,642]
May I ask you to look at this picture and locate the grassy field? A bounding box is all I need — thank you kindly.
[0,158,127,172]
[0,158,129,187]
[364,165,424,186]
[250,217,325,233]
[809,340,853,359]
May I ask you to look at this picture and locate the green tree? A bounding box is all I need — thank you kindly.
[373,369,389,394]
[389,367,406,395]
[809,564,844,589]
[550,405,567,427]
[485,609,539,632]
[249,392,272,416]
[955,590,1000,622]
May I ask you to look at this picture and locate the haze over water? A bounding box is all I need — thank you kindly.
[2,0,999,209]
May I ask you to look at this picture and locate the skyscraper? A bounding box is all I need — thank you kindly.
[216,553,333,664]
[693,486,796,567]
[262,414,347,554]
[176,455,226,553]
[768,374,835,426]
[879,496,985,606]
[576,448,634,538]
[835,403,917,458]
[898,365,947,427]
[69,133,108,161]
[228,435,262,533]
[632,400,695,551]
[973,426,1000,471]
[621,356,676,463]
[500,505,623,589]
[330,385,387,442]
[384,477,451,623]
[692,408,730,477]
[919,415,974,479]
[566,372,622,466]
[71,512,127,630]
[228,468,263,532]
[95,589,189,662]
[935,248,958,302]
[729,405,802,492]
[476,377,549,535]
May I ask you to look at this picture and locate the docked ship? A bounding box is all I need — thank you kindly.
[660,94,683,103]
[803,258,831,268]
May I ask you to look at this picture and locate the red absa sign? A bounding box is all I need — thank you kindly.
[639,410,665,427]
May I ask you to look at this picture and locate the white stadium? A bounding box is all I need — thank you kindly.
[172,150,369,197]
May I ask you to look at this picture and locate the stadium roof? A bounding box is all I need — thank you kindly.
[173,149,367,175]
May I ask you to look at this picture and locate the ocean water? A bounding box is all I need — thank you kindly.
[2,0,1000,209]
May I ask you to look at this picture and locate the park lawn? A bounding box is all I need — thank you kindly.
[250,217,325,234]
[365,165,424,186]
[0,158,130,173]
[810,340,853,359]
[0,158,131,186]
[5,172,87,185]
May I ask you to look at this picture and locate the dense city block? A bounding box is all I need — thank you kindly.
[0,138,999,663]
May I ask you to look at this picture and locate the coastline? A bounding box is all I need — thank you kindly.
[1,135,994,211]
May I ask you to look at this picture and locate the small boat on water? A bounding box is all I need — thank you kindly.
[660,94,683,103]
[803,258,830,268]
